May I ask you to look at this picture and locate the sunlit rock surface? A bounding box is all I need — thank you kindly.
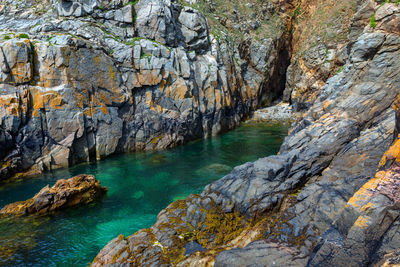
[0,174,107,216]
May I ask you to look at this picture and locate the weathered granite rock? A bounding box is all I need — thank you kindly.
[0,174,107,216]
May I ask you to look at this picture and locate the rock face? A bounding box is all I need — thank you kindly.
[283,0,361,111]
[252,102,295,123]
[0,174,107,216]
[0,0,293,181]
[92,2,400,266]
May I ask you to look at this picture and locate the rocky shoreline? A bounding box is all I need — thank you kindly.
[1,0,400,266]
[92,1,400,266]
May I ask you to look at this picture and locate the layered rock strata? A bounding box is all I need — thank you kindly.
[0,174,107,216]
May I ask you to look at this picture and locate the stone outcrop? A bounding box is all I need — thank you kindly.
[0,0,293,182]
[92,1,400,266]
[0,174,107,216]
[283,0,362,111]
[252,102,296,123]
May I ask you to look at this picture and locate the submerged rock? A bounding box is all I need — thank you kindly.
[196,163,233,176]
[0,174,107,216]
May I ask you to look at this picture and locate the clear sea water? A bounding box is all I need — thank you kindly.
[0,122,288,266]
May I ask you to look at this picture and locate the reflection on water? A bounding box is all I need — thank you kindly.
[0,122,289,266]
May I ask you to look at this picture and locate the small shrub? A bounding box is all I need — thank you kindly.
[3,35,11,40]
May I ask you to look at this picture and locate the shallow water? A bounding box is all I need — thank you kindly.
[0,122,289,266]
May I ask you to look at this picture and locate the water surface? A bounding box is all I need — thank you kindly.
[0,122,288,266]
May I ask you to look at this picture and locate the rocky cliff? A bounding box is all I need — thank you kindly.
[2,0,400,266]
[0,0,293,182]
[91,0,400,266]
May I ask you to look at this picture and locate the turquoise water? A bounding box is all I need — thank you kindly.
[0,122,288,266]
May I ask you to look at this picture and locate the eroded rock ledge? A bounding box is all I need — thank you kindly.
[0,174,107,216]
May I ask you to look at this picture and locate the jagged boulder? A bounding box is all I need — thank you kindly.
[0,174,107,216]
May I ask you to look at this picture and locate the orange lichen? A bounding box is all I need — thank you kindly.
[99,91,112,105]
[346,170,386,208]
[379,137,400,167]
[98,106,109,115]
[151,136,162,145]
[322,100,332,111]
[354,216,368,229]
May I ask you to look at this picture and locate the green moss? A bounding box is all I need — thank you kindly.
[124,0,139,23]
[3,35,11,40]
[18,33,29,39]
[336,65,344,74]
[370,14,376,28]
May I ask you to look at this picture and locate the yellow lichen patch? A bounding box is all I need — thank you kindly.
[354,215,369,229]
[93,56,100,65]
[346,177,378,209]
[10,62,32,84]
[195,205,247,249]
[151,135,163,145]
[144,91,163,113]
[163,79,190,100]
[345,162,394,210]
[98,106,109,115]
[0,94,20,116]
[60,46,70,66]
[109,65,116,80]
[322,99,332,111]
[379,137,400,167]
[84,108,93,117]
[30,88,66,116]
[145,91,153,107]
[73,90,87,110]
[48,96,65,110]
[361,202,375,212]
